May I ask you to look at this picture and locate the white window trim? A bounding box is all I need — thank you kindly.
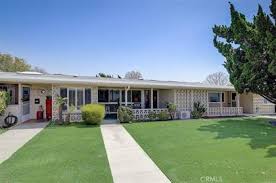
[62,87,92,112]
[208,92,224,103]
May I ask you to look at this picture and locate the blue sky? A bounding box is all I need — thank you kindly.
[0,0,271,82]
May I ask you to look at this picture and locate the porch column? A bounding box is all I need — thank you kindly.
[191,90,194,111]
[141,90,145,108]
[220,92,223,116]
[119,90,122,106]
[151,88,153,110]
[18,83,22,122]
[125,88,128,107]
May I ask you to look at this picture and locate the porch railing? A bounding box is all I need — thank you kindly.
[132,108,169,121]
[207,107,243,117]
[62,112,82,122]
[60,107,243,122]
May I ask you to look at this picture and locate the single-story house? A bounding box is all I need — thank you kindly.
[0,71,275,124]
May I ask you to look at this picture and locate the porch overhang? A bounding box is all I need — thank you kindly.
[0,72,236,91]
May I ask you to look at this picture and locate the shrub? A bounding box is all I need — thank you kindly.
[118,106,134,123]
[148,111,157,121]
[81,104,105,125]
[158,111,170,121]
[191,102,206,119]
[167,103,177,120]
[0,91,9,116]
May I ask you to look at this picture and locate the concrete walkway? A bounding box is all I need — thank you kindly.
[0,121,49,164]
[101,124,171,183]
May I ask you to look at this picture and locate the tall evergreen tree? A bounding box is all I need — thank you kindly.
[213,0,276,103]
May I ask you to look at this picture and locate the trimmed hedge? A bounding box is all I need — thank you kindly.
[81,104,105,125]
[118,106,134,123]
[158,111,170,121]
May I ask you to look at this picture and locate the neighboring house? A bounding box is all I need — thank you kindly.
[0,71,275,124]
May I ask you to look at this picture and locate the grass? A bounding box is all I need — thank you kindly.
[124,117,276,183]
[0,123,113,183]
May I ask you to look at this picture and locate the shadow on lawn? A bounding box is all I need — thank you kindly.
[198,118,276,158]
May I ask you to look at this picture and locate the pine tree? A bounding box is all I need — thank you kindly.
[213,0,276,103]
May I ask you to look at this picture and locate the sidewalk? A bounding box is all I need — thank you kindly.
[0,121,49,164]
[101,124,171,183]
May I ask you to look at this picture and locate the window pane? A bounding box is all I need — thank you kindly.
[209,93,220,102]
[69,89,76,108]
[232,93,236,100]
[98,90,109,102]
[60,88,68,111]
[0,84,19,105]
[110,90,120,102]
[85,88,92,104]
[144,90,150,109]
[153,90,158,108]
[132,90,141,103]
[77,89,84,110]
[22,87,30,102]
[122,90,132,102]
[222,93,225,102]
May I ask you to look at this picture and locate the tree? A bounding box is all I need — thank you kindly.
[0,91,8,115]
[213,0,276,104]
[31,66,48,74]
[124,70,143,80]
[96,73,113,78]
[96,73,122,79]
[55,96,67,124]
[0,53,31,72]
[204,72,229,86]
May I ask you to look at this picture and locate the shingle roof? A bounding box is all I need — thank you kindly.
[0,72,235,91]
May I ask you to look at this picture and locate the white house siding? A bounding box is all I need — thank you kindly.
[175,89,208,111]
[253,94,275,114]
[52,85,60,121]
[92,86,98,103]
[30,85,52,120]
[159,89,174,108]
[240,93,254,114]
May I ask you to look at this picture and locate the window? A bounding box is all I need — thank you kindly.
[69,89,76,107]
[60,88,92,111]
[109,90,120,102]
[60,88,68,111]
[222,93,225,103]
[77,89,84,110]
[209,93,221,102]
[132,90,141,103]
[153,90,158,108]
[22,87,30,102]
[232,93,237,101]
[98,90,109,102]
[85,89,91,104]
[0,84,19,105]
[122,90,132,102]
[144,90,150,109]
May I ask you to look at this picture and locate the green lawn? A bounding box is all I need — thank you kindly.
[0,123,113,183]
[124,117,276,183]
